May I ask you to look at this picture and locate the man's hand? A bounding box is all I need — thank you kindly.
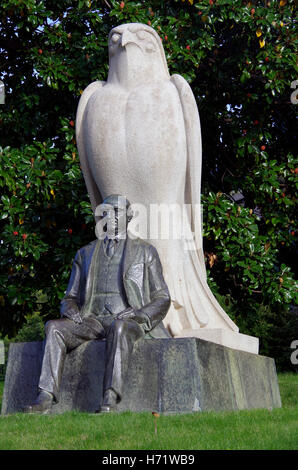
[63,310,83,324]
[116,307,135,320]
[116,307,148,325]
[72,312,83,324]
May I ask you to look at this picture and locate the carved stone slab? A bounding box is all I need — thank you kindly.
[1,338,281,415]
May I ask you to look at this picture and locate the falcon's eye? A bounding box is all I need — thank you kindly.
[135,30,156,53]
[136,30,147,40]
[145,41,156,53]
[111,33,121,44]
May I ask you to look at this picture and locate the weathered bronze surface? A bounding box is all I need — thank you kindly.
[25,194,170,413]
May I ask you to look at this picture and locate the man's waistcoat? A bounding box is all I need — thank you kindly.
[60,236,171,339]
[82,239,129,318]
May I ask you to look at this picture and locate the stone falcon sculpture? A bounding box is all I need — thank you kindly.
[76,22,239,340]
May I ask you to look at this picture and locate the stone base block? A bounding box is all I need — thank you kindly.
[1,338,281,415]
[178,328,259,354]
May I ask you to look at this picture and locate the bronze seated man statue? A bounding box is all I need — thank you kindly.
[25,194,171,413]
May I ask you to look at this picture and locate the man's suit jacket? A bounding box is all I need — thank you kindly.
[60,235,171,338]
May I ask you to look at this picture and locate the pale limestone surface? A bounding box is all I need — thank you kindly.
[76,23,258,353]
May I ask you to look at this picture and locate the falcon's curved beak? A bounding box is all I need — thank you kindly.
[121,30,140,50]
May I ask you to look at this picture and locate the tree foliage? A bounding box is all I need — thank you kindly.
[0,0,297,369]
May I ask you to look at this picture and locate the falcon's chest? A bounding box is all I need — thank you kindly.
[84,80,187,200]
[85,81,185,157]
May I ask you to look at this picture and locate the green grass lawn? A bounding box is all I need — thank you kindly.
[0,374,297,450]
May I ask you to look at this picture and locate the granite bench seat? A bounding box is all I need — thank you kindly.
[1,337,281,414]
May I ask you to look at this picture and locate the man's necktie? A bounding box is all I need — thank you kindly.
[106,239,115,257]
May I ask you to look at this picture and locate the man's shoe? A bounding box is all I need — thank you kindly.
[23,390,54,414]
[100,389,118,413]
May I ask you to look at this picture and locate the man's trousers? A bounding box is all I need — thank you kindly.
[38,316,144,403]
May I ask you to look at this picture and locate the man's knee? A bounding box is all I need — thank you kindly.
[110,319,126,336]
[44,319,64,336]
[109,318,143,339]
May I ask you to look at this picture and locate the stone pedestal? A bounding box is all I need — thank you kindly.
[1,338,281,415]
[178,328,259,354]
